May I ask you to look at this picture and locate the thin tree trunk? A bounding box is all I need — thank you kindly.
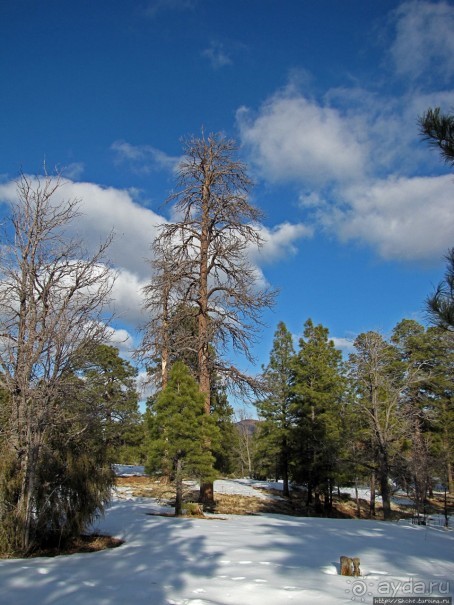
[19,438,40,553]
[175,458,183,516]
[414,475,421,521]
[282,437,290,497]
[354,478,361,518]
[447,461,453,494]
[378,449,392,520]
[314,487,322,513]
[370,471,376,517]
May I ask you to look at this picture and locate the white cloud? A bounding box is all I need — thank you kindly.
[390,1,454,83]
[0,178,162,328]
[55,180,164,279]
[251,222,312,265]
[331,336,355,354]
[202,41,233,69]
[111,140,180,174]
[0,178,161,280]
[237,25,454,265]
[321,174,454,261]
[110,268,148,327]
[106,326,136,358]
[0,176,310,330]
[237,90,367,186]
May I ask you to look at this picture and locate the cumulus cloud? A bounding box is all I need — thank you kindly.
[237,90,367,186]
[0,176,310,331]
[110,268,148,326]
[57,180,164,279]
[250,222,313,265]
[320,174,454,261]
[106,326,136,358]
[0,177,162,328]
[0,179,162,280]
[390,1,454,83]
[236,1,454,266]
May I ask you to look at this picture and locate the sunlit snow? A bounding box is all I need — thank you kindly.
[0,468,452,605]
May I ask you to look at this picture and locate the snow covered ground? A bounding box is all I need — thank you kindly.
[0,479,452,605]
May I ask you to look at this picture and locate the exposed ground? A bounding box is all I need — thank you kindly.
[115,475,454,521]
[4,475,451,558]
[1,534,124,560]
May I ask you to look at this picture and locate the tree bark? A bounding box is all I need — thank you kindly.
[282,436,290,497]
[378,449,392,520]
[199,482,214,505]
[354,478,361,518]
[370,471,376,517]
[197,166,214,504]
[175,458,183,516]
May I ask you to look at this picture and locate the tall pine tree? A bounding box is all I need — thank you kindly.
[146,362,219,515]
[292,319,344,510]
[256,322,296,496]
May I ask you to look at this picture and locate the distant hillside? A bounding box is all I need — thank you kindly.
[235,418,260,436]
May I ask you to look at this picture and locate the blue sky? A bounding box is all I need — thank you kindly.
[0,0,453,394]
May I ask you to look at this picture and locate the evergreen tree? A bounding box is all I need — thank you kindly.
[390,320,435,512]
[210,375,237,475]
[291,319,344,510]
[419,109,454,330]
[256,322,296,496]
[427,249,454,331]
[392,320,454,494]
[419,107,454,168]
[146,362,219,515]
[80,344,143,463]
[339,383,375,517]
[424,329,454,494]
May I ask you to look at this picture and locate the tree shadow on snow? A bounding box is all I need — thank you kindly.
[0,499,223,605]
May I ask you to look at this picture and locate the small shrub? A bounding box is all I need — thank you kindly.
[182,502,204,516]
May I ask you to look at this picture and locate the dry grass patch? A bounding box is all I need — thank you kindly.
[115,476,454,521]
[1,534,124,560]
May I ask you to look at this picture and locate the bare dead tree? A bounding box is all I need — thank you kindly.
[155,132,275,407]
[0,172,115,554]
[141,132,276,502]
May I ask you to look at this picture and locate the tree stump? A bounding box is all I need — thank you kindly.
[352,557,361,577]
[340,556,353,576]
[340,556,361,576]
